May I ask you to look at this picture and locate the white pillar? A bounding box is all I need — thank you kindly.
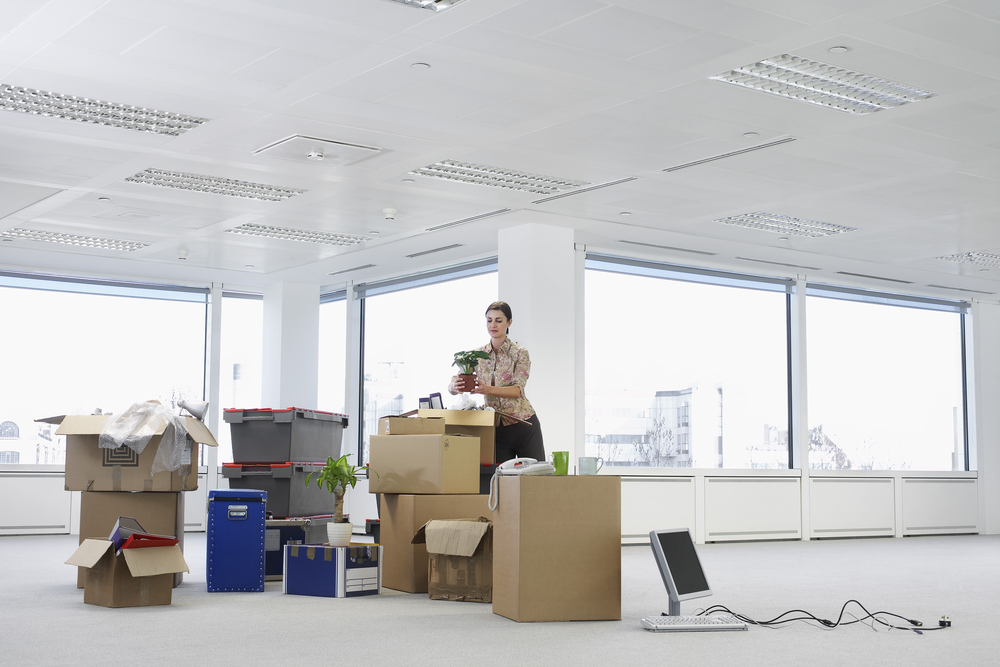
[790,276,810,540]
[970,299,1000,534]
[498,223,578,462]
[261,282,320,408]
[343,282,363,460]
[205,282,223,490]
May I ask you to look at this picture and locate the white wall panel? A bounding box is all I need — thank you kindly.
[0,469,72,535]
[810,477,895,539]
[620,476,696,544]
[902,478,978,535]
[183,472,209,532]
[704,477,801,541]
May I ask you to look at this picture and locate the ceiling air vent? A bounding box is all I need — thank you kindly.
[837,271,912,284]
[618,240,716,256]
[253,135,381,167]
[407,244,463,258]
[735,257,821,271]
[926,284,996,296]
[425,209,511,233]
[329,264,376,276]
[663,137,796,173]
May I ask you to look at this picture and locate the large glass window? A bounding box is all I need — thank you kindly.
[216,293,263,465]
[806,289,966,471]
[359,268,498,462]
[318,295,347,454]
[0,274,207,465]
[585,257,790,469]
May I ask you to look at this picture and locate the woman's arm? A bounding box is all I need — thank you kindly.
[473,382,522,398]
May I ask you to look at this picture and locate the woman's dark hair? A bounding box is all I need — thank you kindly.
[486,301,512,334]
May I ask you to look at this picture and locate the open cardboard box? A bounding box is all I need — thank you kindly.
[377,416,446,435]
[66,538,189,608]
[412,516,492,603]
[45,414,217,492]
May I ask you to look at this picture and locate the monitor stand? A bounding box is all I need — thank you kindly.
[667,598,680,616]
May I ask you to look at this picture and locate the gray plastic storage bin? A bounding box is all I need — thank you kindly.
[221,463,336,519]
[224,408,348,464]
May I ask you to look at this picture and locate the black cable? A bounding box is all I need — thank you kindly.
[695,600,950,633]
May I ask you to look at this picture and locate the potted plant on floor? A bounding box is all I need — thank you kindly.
[453,349,490,393]
[305,454,377,547]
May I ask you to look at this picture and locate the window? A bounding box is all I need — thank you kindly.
[585,255,791,469]
[806,286,967,471]
[216,293,263,465]
[358,263,497,462]
[318,293,348,453]
[0,272,207,465]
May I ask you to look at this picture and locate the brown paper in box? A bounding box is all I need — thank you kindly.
[412,516,492,603]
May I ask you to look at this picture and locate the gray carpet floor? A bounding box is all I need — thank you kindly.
[2,533,997,666]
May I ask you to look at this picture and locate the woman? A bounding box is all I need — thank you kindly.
[448,301,544,463]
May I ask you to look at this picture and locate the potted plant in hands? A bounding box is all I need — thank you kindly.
[452,349,490,393]
[305,454,377,547]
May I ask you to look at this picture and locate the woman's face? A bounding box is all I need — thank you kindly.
[486,309,510,342]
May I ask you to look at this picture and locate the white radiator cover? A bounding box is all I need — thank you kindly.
[902,478,978,535]
[810,477,895,538]
[0,469,72,535]
[620,476,695,544]
[704,477,801,541]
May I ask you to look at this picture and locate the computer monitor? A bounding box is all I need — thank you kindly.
[649,528,712,616]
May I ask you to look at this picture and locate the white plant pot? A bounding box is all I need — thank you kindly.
[327,522,353,547]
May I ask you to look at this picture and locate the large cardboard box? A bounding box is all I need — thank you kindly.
[58,414,217,492]
[492,475,621,622]
[379,494,491,593]
[377,416,446,435]
[78,491,185,588]
[368,434,479,494]
[418,409,497,465]
[66,539,189,608]
[413,517,492,603]
[283,544,382,598]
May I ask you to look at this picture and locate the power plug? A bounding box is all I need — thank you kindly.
[939,616,951,628]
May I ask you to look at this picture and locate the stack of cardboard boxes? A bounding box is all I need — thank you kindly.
[367,411,496,596]
[54,413,218,607]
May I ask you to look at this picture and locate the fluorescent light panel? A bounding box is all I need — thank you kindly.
[125,169,305,201]
[0,83,207,135]
[937,252,1000,268]
[225,223,367,247]
[716,212,857,238]
[411,160,588,195]
[383,0,466,11]
[0,227,149,251]
[710,54,936,115]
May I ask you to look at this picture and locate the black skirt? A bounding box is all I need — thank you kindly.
[494,413,545,463]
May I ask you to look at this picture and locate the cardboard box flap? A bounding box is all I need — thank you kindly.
[55,414,112,435]
[35,415,66,425]
[122,545,190,577]
[66,539,113,568]
[182,417,219,447]
[412,517,491,557]
[418,409,498,427]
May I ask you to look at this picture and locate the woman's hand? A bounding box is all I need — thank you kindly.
[471,378,491,396]
[447,375,462,395]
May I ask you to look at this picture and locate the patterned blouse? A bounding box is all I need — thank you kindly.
[476,337,536,425]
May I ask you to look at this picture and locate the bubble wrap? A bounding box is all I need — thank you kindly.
[98,400,191,474]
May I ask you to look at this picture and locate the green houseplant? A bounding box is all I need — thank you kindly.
[453,349,489,393]
[306,454,377,546]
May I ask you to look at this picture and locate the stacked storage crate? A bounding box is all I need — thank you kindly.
[367,414,494,594]
[221,407,349,580]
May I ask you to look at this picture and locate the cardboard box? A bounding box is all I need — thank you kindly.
[412,517,492,603]
[492,475,621,622]
[379,494,491,593]
[378,416,446,436]
[57,414,217,492]
[418,409,497,465]
[368,434,480,494]
[283,544,382,598]
[78,491,185,588]
[66,539,189,608]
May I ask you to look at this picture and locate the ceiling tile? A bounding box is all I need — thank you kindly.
[629,30,753,71]
[54,10,162,54]
[615,0,808,42]
[231,49,334,86]
[478,0,610,37]
[123,26,276,74]
[887,4,1000,58]
[541,6,700,60]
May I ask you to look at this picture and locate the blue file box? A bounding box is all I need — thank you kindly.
[207,489,267,592]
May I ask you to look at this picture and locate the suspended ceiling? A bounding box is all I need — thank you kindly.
[0,0,998,298]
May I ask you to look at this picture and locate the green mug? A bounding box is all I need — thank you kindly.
[549,451,569,475]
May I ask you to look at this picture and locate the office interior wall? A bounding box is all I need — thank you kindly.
[261,282,320,409]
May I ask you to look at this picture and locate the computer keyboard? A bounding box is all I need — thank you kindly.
[641,614,748,632]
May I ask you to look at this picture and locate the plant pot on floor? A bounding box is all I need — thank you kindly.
[327,522,353,547]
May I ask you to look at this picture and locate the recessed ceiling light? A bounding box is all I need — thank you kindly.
[0,83,208,135]
[828,46,850,54]
[368,230,381,236]
[778,236,789,241]
[402,178,415,183]
[620,211,631,216]
[0,227,150,251]
[743,131,759,138]
[716,212,857,238]
[410,159,588,195]
[937,251,1000,268]
[411,62,431,69]
[386,0,465,12]
[244,264,254,269]
[225,223,368,247]
[97,196,111,202]
[125,168,305,201]
[710,54,936,114]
